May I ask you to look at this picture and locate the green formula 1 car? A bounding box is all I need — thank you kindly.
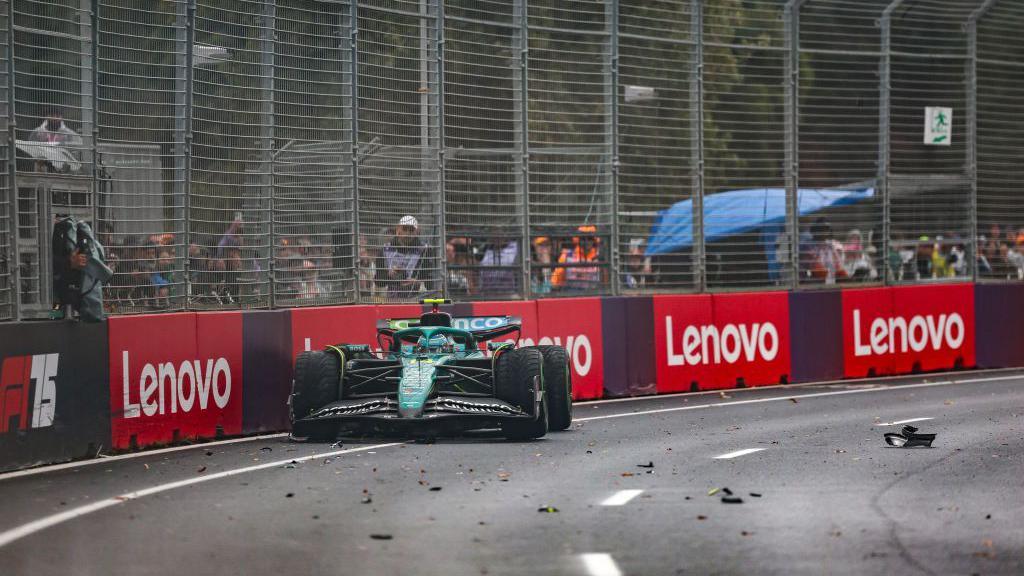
[289,299,573,441]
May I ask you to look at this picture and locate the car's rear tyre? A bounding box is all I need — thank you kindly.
[534,345,572,431]
[290,350,340,441]
[494,348,548,440]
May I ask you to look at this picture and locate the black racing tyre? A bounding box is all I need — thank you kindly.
[534,345,572,431]
[494,347,548,440]
[290,350,340,440]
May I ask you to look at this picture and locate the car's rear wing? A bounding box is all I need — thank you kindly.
[376,315,522,342]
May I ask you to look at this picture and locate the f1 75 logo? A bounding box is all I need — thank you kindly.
[1,354,58,433]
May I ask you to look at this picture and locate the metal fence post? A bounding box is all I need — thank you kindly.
[435,0,447,300]
[784,0,807,290]
[965,0,998,283]
[4,0,17,320]
[87,0,98,231]
[690,0,705,293]
[261,0,275,307]
[877,1,904,286]
[350,0,362,304]
[183,0,195,308]
[517,0,531,300]
[607,0,619,296]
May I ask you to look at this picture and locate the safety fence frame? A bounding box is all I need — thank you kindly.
[0,0,1021,321]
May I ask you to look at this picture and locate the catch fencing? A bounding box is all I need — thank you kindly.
[1,0,1022,320]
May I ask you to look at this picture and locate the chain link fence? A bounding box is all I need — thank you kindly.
[2,0,1022,320]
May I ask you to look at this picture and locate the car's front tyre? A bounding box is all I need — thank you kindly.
[290,350,340,441]
[533,345,572,431]
[494,347,548,440]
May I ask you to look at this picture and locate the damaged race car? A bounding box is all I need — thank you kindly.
[289,299,573,441]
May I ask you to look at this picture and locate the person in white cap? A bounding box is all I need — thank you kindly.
[378,215,428,297]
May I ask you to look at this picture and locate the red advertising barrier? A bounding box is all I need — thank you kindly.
[289,304,453,361]
[535,298,604,400]
[842,284,974,377]
[289,305,378,361]
[108,312,243,449]
[653,293,790,392]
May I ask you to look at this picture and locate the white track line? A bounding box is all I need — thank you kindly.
[714,448,765,460]
[0,433,290,482]
[0,442,403,549]
[574,374,1024,424]
[874,417,933,427]
[581,553,623,576]
[581,368,1024,406]
[600,489,644,506]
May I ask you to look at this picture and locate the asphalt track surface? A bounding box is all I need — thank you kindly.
[1,370,1023,576]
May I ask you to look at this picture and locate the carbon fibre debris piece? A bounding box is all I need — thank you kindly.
[885,426,936,448]
[721,496,744,504]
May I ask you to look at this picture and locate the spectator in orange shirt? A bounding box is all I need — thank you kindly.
[551,225,603,291]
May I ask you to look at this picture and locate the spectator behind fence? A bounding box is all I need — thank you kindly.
[622,237,652,289]
[377,215,428,298]
[552,225,603,291]
[446,237,474,296]
[30,109,82,148]
[807,218,847,284]
[479,237,518,294]
[358,234,379,298]
[840,229,877,281]
[531,236,554,295]
[296,259,328,300]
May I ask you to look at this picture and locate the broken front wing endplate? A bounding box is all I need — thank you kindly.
[884,424,936,448]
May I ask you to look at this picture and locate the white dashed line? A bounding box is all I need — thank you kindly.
[874,417,933,426]
[0,442,404,549]
[714,448,765,460]
[581,553,623,576]
[600,489,644,506]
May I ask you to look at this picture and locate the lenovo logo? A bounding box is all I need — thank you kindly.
[665,317,779,366]
[120,351,232,419]
[852,309,965,357]
[1,353,58,432]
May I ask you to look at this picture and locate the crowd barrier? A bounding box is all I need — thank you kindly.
[1,283,1014,471]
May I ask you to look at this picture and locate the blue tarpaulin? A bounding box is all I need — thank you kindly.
[645,187,875,256]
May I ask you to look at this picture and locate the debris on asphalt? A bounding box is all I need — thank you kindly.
[697,515,707,520]
[196,466,206,473]
[707,488,720,496]
[286,493,294,498]
[621,472,635,477]
[722,487,733,495]
[884,424,936,448]
[284,464,296,469]
[497,472,511,481]
[719,392,732,399]
[741,531,753,536]
[330,441,344,449]
[429,486,443,492]
[260,446,273,452]
[205,450,213,456]
[537,506,559,513]
[637,461,654,468]
[789,398,799,404]
[721,496,744,504]
[143,463,149,470]
[362,496,373,504]
[749,493,762,498]
[586,450,593,454]
[370,534,393,540]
